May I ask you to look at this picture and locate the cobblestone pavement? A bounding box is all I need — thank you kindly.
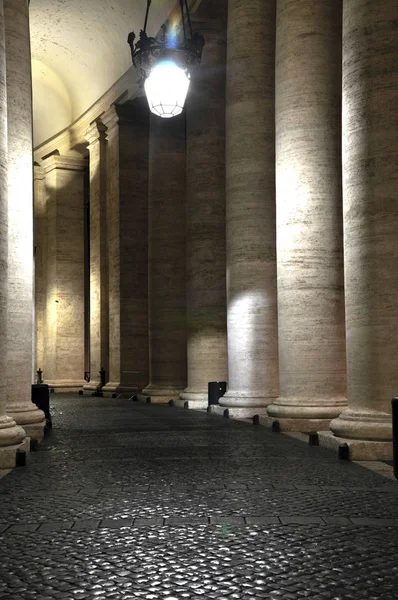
[0,395,397,599]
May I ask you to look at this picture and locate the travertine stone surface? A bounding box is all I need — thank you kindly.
[83,120,109,393]
[180,4,228,408]
[0,0,27,466]
[142,113,187,404]
[4,0,45,439]
[328,0,398,446]
[102,100,149,395]
[34,165,46,374]
[220,0,278,415]
[267,0,347,429]
[41,155,86,391]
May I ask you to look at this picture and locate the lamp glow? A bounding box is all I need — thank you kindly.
[144,61,190,118]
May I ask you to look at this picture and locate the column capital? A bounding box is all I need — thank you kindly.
[41,153,87,175]
[85,119,107,146]
[102,98,149,134]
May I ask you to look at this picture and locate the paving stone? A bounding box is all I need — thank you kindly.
[165,517,209,525]
[72,519,101,530]
[209,516,246,525]
[99,518,133,529]
[350,518,398,527]
[245,516,281,525]
[38,521,74,532]
[134,518,164,527]
[280,516,324,525]
[322,516,353,526]
[6,523,40,533]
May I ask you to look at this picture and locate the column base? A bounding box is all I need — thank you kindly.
[0,436,30,469]
[7,405,46,441]
[102,382,138,398]
[329,409,392,441]
[220,391,276,418]
[171,398,206,411]
[220,391,276,408]
[82,382,102,395]
[178,390,208,410]
[45,380,85,393]
[267,396,347,424]
[258,415,333,433]
[141,385,184,404]
[0,416,28,468]
[318,431,393,461]
[211,405,270,419]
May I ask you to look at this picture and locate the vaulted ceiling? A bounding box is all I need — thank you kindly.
[29,0,176,145]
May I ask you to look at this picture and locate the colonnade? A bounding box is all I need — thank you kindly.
[32,0,398,460]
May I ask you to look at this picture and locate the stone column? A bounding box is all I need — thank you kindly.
[33,165,46,374]
[42,154,86,391]
[102,99,149,395]
[266,0,347,431]
[4,0,45,439]
[83,120,109,393]
[179,5,228,409]
[219,0,278,419]
[319,0,398,460]
[0,0,28,467]
[142,113,187,403]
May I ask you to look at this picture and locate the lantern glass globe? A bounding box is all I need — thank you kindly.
[144,61,191,118]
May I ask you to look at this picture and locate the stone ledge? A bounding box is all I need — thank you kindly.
[214,405,269,420]
[318,431,393,461]
[173,399,208,410]
[257,415,333,433]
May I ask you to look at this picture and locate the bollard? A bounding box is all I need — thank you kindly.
[208,382,227,406]
[32,383,52,427]
[392,397,398,480]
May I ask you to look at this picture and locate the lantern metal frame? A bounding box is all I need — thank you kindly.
[127,0,204,86]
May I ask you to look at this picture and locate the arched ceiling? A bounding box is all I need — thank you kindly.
[30,0,177,146]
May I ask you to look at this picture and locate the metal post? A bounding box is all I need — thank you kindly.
[392,397,398,480]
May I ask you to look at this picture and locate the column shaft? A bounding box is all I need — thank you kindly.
[180,5,228,408]
[33,165,46,374]
[0,0,27,467]
[267,0,347,431]
[42,155,86,391]
[102,100,149,395]
[4,0,44,438]
[142,113,187,403]
[323,0,398,458]
[220,0,278,418]
[84,120,109,393]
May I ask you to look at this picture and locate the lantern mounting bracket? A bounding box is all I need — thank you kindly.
[127,0,204,86]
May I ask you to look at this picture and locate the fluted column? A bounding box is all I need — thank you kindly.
[220,0,278,418]
[42,154,86,391]
[266,0,347,431]
[33,165,46,374]
[319,0,398,460]
[83,120,109,393]
[142,113,187,403]
[102,99,149,395]
[4,0,45,439]
[179,4,228,409]
[0,0,27,467]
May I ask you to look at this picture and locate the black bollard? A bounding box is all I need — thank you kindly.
[32,383,52,427]
[392,397,398,480]
[15,449,26,467]
[208,382,227,406]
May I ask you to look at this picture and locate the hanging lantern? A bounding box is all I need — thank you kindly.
[128,0,204,118]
